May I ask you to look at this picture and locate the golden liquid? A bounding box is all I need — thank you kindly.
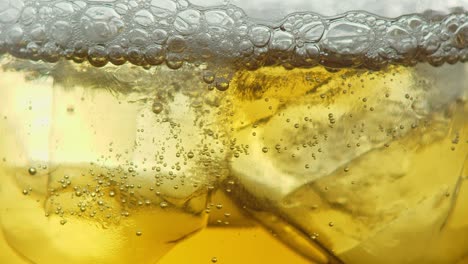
[0,55,467,264]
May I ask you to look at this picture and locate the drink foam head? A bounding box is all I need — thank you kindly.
[0,0,467,69]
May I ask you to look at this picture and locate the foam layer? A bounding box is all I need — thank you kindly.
[0,0,467,68]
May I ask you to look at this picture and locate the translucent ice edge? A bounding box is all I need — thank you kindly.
[0,0,467,69]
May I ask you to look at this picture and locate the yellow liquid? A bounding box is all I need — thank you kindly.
[0,55,467,263]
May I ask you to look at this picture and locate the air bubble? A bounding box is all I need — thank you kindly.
[202,71,215,84]
[0,0,24,24]
[114,3,128,15]
[322,21,374,55]
[239,40,253,55]
[41,42,61,62]
[299,21,325,42]
[270,30,295,51]
[249,26,271,47]
[81,7,125,43]
[38,6,53,21]
[303,43,319,59]
[152,29,168,44]
[72,1,86,10]
[187,151,194,158]
[205,10,234,31]
[21,6,36,25]
[127,47,145,65]
[88,45,108,67]
[128,28,149,46]
[167,36,186,53]
[28,167,37,175]
[215,77,229,91]
[53,2,74,17]
[144,44,165,65]
[152,101,163,114]
[50,21,72,46]
[134,10,154,27]
[29,24,46,42]
[6,26,24,45]
[174,9,201,35]
[150,0,177,18]
[454,22,468,48]
[108,45,127,65]
[386,25,417,55]
[165,53,184,69]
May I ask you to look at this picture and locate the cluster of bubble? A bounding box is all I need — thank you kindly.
[0,0,467,69]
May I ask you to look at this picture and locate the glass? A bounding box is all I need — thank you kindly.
[0,0,467,263]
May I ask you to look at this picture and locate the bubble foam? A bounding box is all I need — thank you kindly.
[0,0,467,69]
